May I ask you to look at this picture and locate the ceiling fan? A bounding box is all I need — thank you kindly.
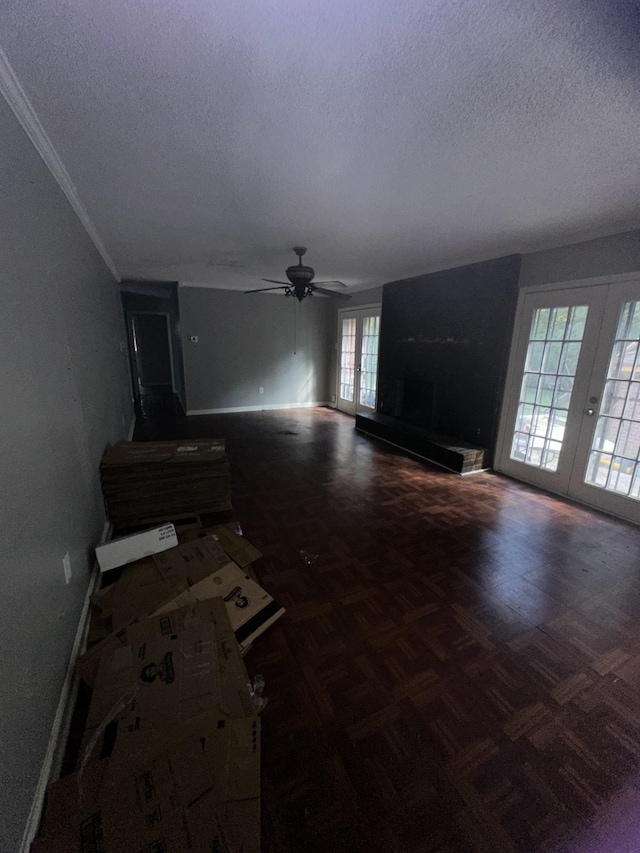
[245,247,351,302]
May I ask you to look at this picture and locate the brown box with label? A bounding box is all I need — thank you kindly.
[81,598,254,763]
[32,709,260,853]
[153,561,285,654]
[78,540,283,686]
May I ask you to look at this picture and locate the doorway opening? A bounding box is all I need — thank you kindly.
[336,305,381,416]
[496,275,640,524]
[120,282,186,419]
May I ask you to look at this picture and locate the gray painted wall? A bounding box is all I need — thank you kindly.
[0,99,132,850]
[180,287,335,411]
[347,286,384,308]
[520,229,640,287]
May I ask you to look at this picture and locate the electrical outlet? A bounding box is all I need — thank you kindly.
[331,394,336,402]
[63,552,72,585]
[259,387,264,395]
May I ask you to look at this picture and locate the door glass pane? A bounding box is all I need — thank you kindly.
[510,305,588,471]
[340,317,356,402]
[584,301,640,497]
[359,314,380,408]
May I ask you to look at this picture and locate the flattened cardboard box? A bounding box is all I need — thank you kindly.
[152,534,232,582]
[93,535,229,626]
[95,523,177,572]
[78,553,209,688]
[100,438,226,467]
[81,598,254,762]
[181,523,263,568]
[78,546,283,686]
[153,560,285,654]
[100,439,232,524]
[33,711,259,853]
[92,556,189,629]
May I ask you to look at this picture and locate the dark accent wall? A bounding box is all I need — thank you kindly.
[378,255,521,464]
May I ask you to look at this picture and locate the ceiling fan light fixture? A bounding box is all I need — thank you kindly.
[286,246,315,285]
[246,246,350,302]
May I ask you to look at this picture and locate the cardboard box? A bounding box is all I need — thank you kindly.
[95,524,177,573]
[78,552,214,688]
[182,523,263,567]
[101,438,226,467]
[33,710,260,853]
[77,543,283,688]
[152,535,232,582]
[94,557,189,629]
[81,599,255,762]
[100,439,232,526]
[153,561,285,654]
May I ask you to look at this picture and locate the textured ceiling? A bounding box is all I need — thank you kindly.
[1,0,639,291]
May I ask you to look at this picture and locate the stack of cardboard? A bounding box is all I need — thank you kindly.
[33,523,280,852]
[100,439,232,526]
[33,599,261,853]
[78,525,284,686]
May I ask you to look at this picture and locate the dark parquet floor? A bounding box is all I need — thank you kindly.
[133,407,640,853]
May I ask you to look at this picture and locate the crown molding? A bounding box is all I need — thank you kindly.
[0,47,120,281]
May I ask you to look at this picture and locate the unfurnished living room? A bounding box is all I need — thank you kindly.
[2,2,640,852]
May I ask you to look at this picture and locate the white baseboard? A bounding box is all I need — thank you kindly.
[19,520,112,853]
[187,401,330,416]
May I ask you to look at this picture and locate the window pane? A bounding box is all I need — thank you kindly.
[541,342,562,374]
[608,341,637,379]
[340,317,356,402]
[525,341,545,373]
[584,301,640,499]
[548,307,569,341]
[558,342,581,376]
[567,305,588,340]
[510,305,588,469]
[531,309,551,340]
[552,376,574,410]
[359,314,381,409]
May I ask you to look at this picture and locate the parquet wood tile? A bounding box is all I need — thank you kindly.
[134,407,640,852]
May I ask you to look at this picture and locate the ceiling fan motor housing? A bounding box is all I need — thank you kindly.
[286,263,315,285]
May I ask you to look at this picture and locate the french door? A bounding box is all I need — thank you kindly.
[336,307,381,416]
[497,277,640,524]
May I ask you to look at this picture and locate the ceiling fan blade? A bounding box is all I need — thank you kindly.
[312,286,352,300]
[313,280,347,289]
[261,278,290,285]
[244,285,289,294]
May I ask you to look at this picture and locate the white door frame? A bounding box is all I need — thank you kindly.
[335,303,381,415]
[495,270,640,521]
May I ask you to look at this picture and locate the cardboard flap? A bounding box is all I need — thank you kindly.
[34,713,259,852]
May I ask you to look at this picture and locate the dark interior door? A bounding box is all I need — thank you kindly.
[133,313,172,387]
